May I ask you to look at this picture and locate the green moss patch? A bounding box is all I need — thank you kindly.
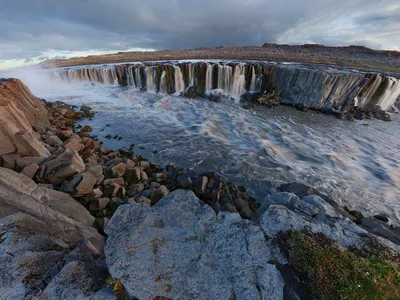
[277,230,400,300]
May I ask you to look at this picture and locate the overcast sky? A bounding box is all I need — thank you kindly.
[0,0,399,69]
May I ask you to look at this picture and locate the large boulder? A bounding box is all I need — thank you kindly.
[38,150,85,184]
[0,213,107,300]
[0,79,50,157]
[0,167,99,242]
[105,190,284,300]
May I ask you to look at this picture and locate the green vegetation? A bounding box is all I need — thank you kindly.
[278,230,400,300]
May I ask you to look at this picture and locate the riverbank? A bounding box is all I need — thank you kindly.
[1,78,399,299]
[40,44,400,74]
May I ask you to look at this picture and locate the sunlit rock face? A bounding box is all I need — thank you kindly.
[0,79,50,157]
[52,61,400,111]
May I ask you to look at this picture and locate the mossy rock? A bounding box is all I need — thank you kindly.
[277,230,400,300]
[80,125,93,133]
[65,111,83,120]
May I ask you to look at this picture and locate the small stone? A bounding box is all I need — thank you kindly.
[90,197,110,211]
[151,185,169,205]
[140,170,149,182]
[139,161,150,169]
[111,163,126,178]
[80,125,93,133]
[150,182,161,189]
[80,105,92,113]
[126,159,136,169]
[22,163,39,179]
[85,164,104,185]
[194,176,208,195]
[177,175,192,188]
[155,173,168,182]
[64,136,85,152]
[124,167,141,184]
[75,172,98,196]
[349,210,364,224]
[104,178,125,186]
[57,130,74,140]
[91,188,103,198]
[373,215,389,223]
[142,189,154,199]
[136,195,152,205]
[127,183,145,197]
[1,154,20,169]
[46,135,63,146]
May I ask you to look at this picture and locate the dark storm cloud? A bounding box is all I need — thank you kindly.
[0,0,399,61]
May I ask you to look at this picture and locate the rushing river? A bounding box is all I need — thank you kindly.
[8,71,400,225]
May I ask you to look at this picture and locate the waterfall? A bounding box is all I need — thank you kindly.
[145,67,155,92]
[174,65,185,94]
[355,75,400,110]
[249,66,256,91]
[159,71,168,93]
[100,66,118,85]
[135,66,142,89]
[189,63,195,87]
[230,65,246,98]
[205,63,213,91]
[218,65,232,92]
[126,66,136,87]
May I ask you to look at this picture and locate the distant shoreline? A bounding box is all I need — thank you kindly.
[40,43,400,74]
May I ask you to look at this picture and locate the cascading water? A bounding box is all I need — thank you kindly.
[174,65,185,94]
[51,61,400,111]
[249,66,256,92]
[135,67,142,89]
[126,66,136,88]
[205,63,213,91]
[230,65,246,98]
[159,71,168,93]
[145,67,155,92]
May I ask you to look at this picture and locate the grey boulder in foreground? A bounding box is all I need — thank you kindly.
[105,189,285,300]
[105,189,400,300]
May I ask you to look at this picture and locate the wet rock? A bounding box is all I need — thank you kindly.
[302,195,339,218]
[22,163,39,179]
[81,125,93,133]
[348,210,364,224]
[80,105,92,113]
[46,135,63,147]
[111,163,126,178]
[1,154,20,169]
[105,190,284,300]
[373,214,389,223]
[39,150,85,185]
[361,218,400,245]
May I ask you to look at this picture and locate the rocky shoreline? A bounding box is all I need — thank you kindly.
[1,78,399,299]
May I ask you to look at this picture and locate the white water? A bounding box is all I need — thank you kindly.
[205,63,213,91]
[174,66,185,94]
[145,67,155,92]
[250,66,256,92]
[159,71,168,94]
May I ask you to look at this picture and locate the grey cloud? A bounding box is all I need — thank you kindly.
[0,0,399,61]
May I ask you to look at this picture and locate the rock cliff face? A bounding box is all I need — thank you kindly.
[0,79,50,157]
[52,61,400,111]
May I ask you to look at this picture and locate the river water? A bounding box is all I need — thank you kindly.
[8,72,400,225]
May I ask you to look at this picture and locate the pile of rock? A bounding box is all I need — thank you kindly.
[241,89,282,108]
[345,105,391,121]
